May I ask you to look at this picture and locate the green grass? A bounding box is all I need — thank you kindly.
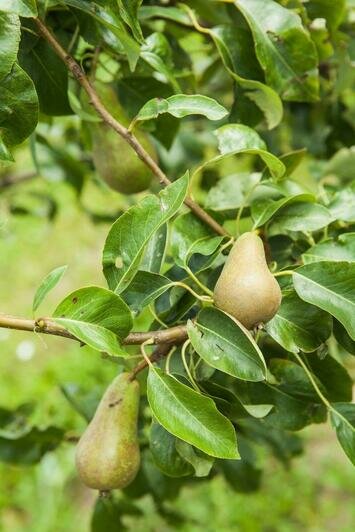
[0,177,354,532]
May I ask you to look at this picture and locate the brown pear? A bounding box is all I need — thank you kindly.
[75,372,140,491]
[213,232,281,329]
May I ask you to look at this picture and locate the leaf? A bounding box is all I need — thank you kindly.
[0,137,13,162]
[205,172,261,212]
[219,437,262,493]
[0,425,64,465]
[117,0,143,42]
[0,12,20,80]
[302,233,355,264]
[141,33,181,92]
[251,193,315,228]
[306,0,346,32]
[269,358,324,402]
[32,264,67,313]
[293,261,355,340]
[134,94,228,124]
[0,0,37,17]
[333,320,355,356]
[171,212,223,271]
[272,202,333,232]
[175,440,214,477]
[266,290,332,353]
[213,124,285,179]
[139,6,192,26]
[330,403,355,465]
[53,286,132,356]
[18,24,72,116]
[102,172,189,293]
[203,24,283,129]
[187,307,267,381]
[235,0,319,102]
[0,63,38,146]
[328,184,355,222]
[140,224,167,273]
[308,354,353,402]
[263,148,307,180]
[150,421,193,477]
[121,271,172,313]
[147,366,239,459]
[64,0,140,70]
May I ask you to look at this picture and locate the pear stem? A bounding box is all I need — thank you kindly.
[273,270,294,278]
[185,268,214,297]
[33,18,229,238]
[171,282,213,302]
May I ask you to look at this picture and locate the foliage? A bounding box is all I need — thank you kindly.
[0,0,354,529]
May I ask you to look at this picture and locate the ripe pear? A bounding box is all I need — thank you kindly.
[89,83,156,194]
[213,232,282,329]
[75,372,140,491]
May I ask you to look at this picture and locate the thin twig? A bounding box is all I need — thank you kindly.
[33,18,228,237]
[0,171,37,190]
[0,313,188,346]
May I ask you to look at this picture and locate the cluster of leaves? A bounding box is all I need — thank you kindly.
[0,0,354,527]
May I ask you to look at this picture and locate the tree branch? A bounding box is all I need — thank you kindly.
[0,171,37,190]
[0,313,187,346]
[33,18,228,237]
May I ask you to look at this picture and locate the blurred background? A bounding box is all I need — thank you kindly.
[0,133,354,532]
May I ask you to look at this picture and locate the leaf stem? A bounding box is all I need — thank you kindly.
[273,270,294,278]
[172,282,213,302]
[292,352,331,408]
[181,340,200,392]
[185,267,214,297]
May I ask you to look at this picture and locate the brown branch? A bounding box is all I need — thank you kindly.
[0,313,188,346]
[33,18,228,237]
[0,171,37,190]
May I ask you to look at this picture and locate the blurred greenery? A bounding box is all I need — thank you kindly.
[0,167,354,532]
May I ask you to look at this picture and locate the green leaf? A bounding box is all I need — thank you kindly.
[19,25,72,117]
[0,63,38,146]
[293,261,355,340]
[328,183,355,222]
[0,137,14,161]
[306,0,346,32]
[139,6,192,26]
[308,354,353,402]
[117,0,143,42]
[64,0,140,70]
[0,425,64,465]
[0,0,37,17]
[216,124,285,178]
[266,290,332,353]
[205,172,261,212]
[175,440,214,477]
[102,172,188,293]
[235,0,319,102]
[140,224,167,274]
[187,307,267,381]
[0,12,20,80]
[272,202,333,232]
[53,286,132,356]
[32,264,67,313]
[206,24,283,129]
[196,124,284,179]
[121,271,172,313]
[330,403,355,465]
[333,320,355,356]
[269,358,324,402]
[252,193,314,228]
[171,212,223,270]
[302,233,355,264]
[150,421,193,477]
[147,366,239,459]
[134,94,228,124]
[141,33,181,92]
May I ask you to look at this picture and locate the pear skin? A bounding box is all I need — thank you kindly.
[76,372,140,491]
[89,83,155,194]
[213,232,281,329]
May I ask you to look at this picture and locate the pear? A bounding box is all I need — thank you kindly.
[213,232,281,329]
[75,372,140,491]
[90,83,156,194]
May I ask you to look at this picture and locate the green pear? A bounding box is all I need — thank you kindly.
[89,83,156,194]
[213,232,282,329]
[75,372,140,491]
